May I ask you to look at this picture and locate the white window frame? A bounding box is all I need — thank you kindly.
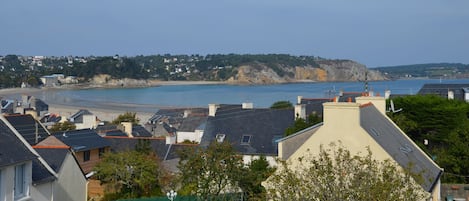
[215,134,225,143]
[241,135,252,144]
[14,163,28,200]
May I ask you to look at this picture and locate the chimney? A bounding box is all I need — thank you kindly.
[295,104,306,119]
[297,96,303,104]
[355,96,386,114]
[166,135,176,144]
[242,102,253,109]
[385,90,391,99]
[208,104,219,117]
[121,122,133,137]
[25,110,38,120]
[323,102,361,129]
[183,109,191,118]
[448,90,454,100]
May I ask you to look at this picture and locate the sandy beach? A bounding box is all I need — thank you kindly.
[0,81,221,123]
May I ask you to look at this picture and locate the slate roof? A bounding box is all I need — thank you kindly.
[32,158,56,185]
[132,125,153,137]
[4,114,50,145]
[52,129,111,152]
[0,117,37,167]
[418,83,469,101]
[105,137,193,160]
[300,92,363,117]
[200,107,295,156]
[178,116,207,132]
[359,104,442,192]
[35,148,69,173]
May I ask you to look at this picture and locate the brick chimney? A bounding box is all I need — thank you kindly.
[355,96,386,115]
[242,102,253,109]
[208,104,219,117]
[448,90,454,100]
[121,122,133,137]
[295,104,306,119]
[323,102,361,129]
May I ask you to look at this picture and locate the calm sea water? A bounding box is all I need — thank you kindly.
[35,79,469,109]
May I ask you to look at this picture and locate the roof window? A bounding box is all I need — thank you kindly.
[241,135,252,144]
[216,134,225,143]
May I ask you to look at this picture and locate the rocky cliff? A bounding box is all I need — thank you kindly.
[226,60,386,84]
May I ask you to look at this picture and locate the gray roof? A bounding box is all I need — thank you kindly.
[105,137,193,160]
[418,83,469,101]
[5,114,50,145]
[132,125,153,137]
[35,148,69,173]
[178,116,207,132]
[201,107,295,156]
[53,129,111,152]
[32,158,56,185]
[301,92,363,117]
[0,118,37,167]
[360,104,442,192]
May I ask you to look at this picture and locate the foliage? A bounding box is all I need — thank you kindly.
[177,141,244,200]
[270,101,293,109]
[112,112,140,125]
[48,121,76,132]
[93,150,164,200]
[238,156,275,200]
[266,143,428,201]
[284,113,322,136]
[375,63,469,79]
[388,95,469,183]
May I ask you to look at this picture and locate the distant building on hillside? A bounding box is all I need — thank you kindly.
[418,83,469,102]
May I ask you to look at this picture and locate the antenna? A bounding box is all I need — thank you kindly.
[387,100,403,113]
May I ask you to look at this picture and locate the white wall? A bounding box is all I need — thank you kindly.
[242,155,277,167]
[54,153,87,201]
[176,130,203,143]
[0,161,33,201]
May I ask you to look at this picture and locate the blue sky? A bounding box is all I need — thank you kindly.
[1,0,468,67]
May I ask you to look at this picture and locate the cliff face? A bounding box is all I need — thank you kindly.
[227,60,386,84]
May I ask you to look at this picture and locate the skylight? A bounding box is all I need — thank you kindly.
[241,135,251,144]
[216,134,225,142]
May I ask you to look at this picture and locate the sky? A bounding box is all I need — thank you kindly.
[1,0,468,67]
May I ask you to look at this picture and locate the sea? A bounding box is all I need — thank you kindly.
[29,78,469,111]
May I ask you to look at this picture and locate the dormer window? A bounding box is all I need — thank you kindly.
[216,134,225,143]
[241,135,252,144]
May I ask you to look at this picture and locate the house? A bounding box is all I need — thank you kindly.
[68,109,98,129]
[272,95,442,200]
[0,114,87,201]
[33,142,87,201]
[418,83,469,102]
[145,108,207,138]
[96,123,153,137]
[1,99,15,114]
[40,75,59,87]
[51,129,111,175]
[16,95,49,118]
[4,114,50,145]
[200,103,294,166]
[40,113,63,128]
[176,116,206,143]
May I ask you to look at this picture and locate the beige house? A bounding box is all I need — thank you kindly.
[272,95,443,201]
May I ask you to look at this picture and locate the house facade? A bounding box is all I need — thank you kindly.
[272,96,443,201]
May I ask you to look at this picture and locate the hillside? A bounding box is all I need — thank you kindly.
[0,54,385,88]
[374,63,469,79]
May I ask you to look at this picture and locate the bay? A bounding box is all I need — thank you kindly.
[35,79,469,109]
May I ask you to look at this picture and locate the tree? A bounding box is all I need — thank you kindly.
[93,150,164,200]
[48,121,76,132]
[238,156,275,200]
[270,101,293,109]
[177,141,243,200]
[284,113,322,136]
[112,112,139,125]
[266,143,428,201]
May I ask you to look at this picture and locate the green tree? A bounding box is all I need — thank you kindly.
[388,95,469,183]
[48,121,76,132]
[270,101,293,109]
[112,112,140,125]
[93,150,164,200]
[238,156,275,200]
[178,141,243,200]
[266,143,428,201]
[285,113,322,136]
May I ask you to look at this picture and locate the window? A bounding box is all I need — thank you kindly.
[99,148,105,158]
[215,134,225,143]
[83,150,91,161]
[14,164,27,199]
[241,135,251,144]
